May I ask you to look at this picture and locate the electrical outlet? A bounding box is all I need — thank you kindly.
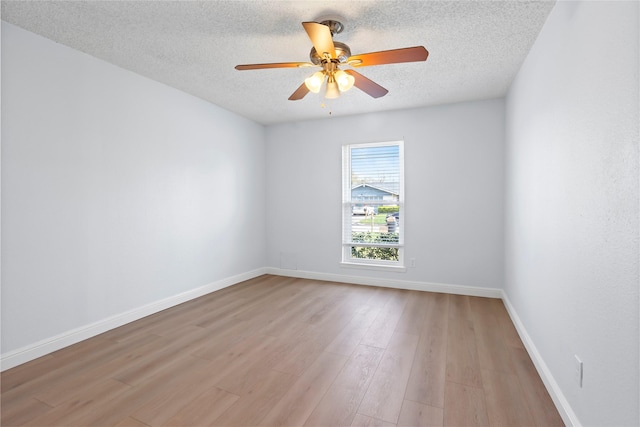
[574,355,583,388]
[409,258,416,268]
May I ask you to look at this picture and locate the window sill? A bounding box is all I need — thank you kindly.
[340,262,407,273]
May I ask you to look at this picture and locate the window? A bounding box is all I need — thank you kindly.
[342,141,404,268]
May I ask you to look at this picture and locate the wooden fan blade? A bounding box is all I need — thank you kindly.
[348,46,428,67]
[288,82,310,101]
[235,62,312,70]
[302,22,335,59]
[344,70,388,98]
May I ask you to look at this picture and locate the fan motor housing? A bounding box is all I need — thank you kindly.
[310,41,351,65]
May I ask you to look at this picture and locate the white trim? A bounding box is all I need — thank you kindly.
[340,261,407,273]
[342,242,402,248]
[265,267,501,298]
[501,292,581,427]
[0,268,268,372]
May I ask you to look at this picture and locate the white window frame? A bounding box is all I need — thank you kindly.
[341,140,405,270]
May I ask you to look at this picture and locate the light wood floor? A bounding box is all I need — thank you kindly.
[1,275,564,427]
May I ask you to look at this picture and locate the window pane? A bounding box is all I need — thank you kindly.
[342,141,404,266]
[350,246,399,261]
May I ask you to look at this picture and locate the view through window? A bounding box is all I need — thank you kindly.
[342,141,404,266]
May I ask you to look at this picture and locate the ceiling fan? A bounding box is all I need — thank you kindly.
[235,20,429,101]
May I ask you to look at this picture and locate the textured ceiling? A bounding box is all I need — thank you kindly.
[1,0,555,125]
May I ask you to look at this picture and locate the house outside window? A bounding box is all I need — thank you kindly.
[342,141,404,268]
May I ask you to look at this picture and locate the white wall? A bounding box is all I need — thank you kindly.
[5,7,638,423]
[266,99,504,290]
[504,1,639,426]
[1,22,266,356]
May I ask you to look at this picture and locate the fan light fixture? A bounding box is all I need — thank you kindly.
[335,70,355,92]
[325,75,341,99]
[304,71,324,93]
[304,69,355,98]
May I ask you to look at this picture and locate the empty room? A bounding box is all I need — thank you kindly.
[1,1,638,426]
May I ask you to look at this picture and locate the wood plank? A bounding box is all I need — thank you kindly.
[0,397,52,426]
[326,305,380,356]
[227,278,304,322]
[470,299,515,374]
[24,378,131,426]
[360,290,409,348]
[67,355,210,426]
[443,381,489,427]
[492,299,525,349]
[404,292,449,408]
[351,413,396,427]
[445,317,483,388]
[397,399,443,427]
[510,347,564,426]
[297,283,352,325]
[394,291,428,336]
[256,284,332,336]
[113,325,211,386]
[307,286,371,333]
[212,369,297,426]
[304,345,385,427]
[259,351,348,426]
[448,294,472,321]
[192,333,281,397]
[1,336,122,397]
[192,296,251,329]
[191,318,263,361]
[144,301,222,338]
[469,297,524,364]
[162,386,239,426]
[129,358,234,426]
[1,355,56,393]
[362,286,395,308]
[270,336,325,377]
[357,332,420,424]
[481,369,535,426]
[271,318,347,376]
[213,334,289,395]
[468,296,497,320]
[32,333,166,406]
[114,417,151,427]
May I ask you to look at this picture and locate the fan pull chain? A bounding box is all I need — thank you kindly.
[320,97,333,116]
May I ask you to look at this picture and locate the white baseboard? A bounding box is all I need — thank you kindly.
[265,267,502,298]
[0,267,268,372]
[501,292,581,427]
